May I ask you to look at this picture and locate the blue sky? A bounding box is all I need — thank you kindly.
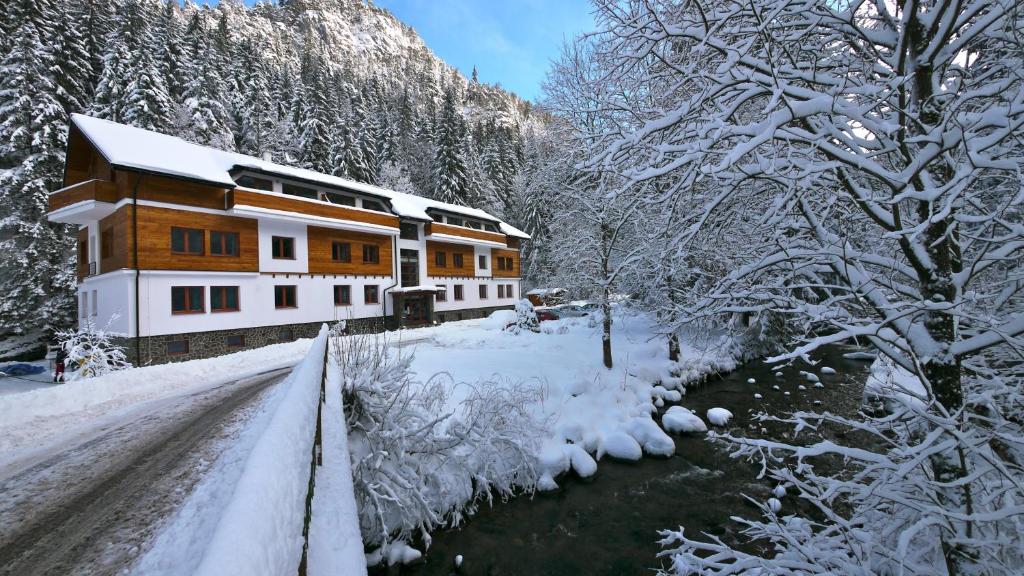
[374,0,594,101]
[192,1,594,101]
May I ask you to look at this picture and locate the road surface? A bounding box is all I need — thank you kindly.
[0,367,290,576]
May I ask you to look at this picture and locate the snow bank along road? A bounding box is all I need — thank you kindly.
[0,367,291,576]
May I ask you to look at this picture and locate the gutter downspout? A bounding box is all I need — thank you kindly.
[132,173,143,364]
[380,235,399,330]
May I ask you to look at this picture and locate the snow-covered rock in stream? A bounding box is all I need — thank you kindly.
[366,541,422,567]
[597,431,643,461]
[821,366,836,374]
[652,385,682,403]
[707,408,733,426]
[538,441,571,480]
[772,385,780,391]
[562,443,597,478]
[747,378,756,384]
[802,371,821,383]
[797,385,806,391]
[773,484,787,498]
[537,473,559,491]
[767,498,782,513]
[625,417,675,456]
[662,406,707,433]
[775,371,784,378]
[753,393,763,400]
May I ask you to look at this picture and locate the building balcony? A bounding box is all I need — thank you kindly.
[227,188,400,234]
[47,179,120,224]
[425,222,507,247]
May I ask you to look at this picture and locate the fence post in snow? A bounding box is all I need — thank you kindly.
[299,332,330,575]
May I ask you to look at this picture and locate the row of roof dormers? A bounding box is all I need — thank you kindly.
[68,114,530,239]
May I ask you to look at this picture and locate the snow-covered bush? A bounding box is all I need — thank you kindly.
[56,318,131,380]
[333,330,543,551]
[506,299,540,334]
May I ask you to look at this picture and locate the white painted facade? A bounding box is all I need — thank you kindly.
[74,212,520,338]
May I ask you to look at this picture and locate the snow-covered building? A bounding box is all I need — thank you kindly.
[47,115,529,364]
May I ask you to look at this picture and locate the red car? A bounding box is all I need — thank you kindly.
[535,309,560,322]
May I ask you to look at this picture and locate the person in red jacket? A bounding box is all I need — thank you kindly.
[54,346,68,383]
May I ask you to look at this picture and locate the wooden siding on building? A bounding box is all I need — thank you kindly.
[99,207,132,273]
[307,225,393,276]
[229,188,400,230]
[491,248,522,278]
[134,205,259,272]
[426,240,477,277]
[118,172,230,210]
[76,227,89,282]
[64,125,112,187]
[426,222,506,245]
[49,179,119,212]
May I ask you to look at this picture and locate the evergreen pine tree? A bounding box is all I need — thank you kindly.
[237,40,281,157]
[431,88,470,205]
[0,0,76,345]
[155,0,188,102]
[50,1,94,115]
[181,42,236,150]
[299,47,336,172]
[119,0,175,133]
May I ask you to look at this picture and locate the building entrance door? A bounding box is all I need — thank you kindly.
[402,294,430,326]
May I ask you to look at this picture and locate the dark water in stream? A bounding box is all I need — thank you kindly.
[386,344,875,576]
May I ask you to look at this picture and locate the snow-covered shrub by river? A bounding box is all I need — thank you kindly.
[337,305,748,561]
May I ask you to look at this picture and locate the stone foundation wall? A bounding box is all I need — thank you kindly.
[434,305,514,324]
[117,305,511,366]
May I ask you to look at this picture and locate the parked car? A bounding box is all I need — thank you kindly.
[551,304,589,318]
[535,309,560,322]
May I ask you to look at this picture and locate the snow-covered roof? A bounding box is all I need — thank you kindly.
[390,285,443,293]
[70,114,528,237]
[500,222,530,240]
[73,114,238,188]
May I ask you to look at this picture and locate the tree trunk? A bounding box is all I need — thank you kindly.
[601,221,613,369]
[906,14,967,572]
[602,292,613,369]
[668,332,680,362]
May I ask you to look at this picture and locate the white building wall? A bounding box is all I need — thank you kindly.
[473,245,491,277]
[430,276,520,314]
[136,271,395,337]
[395,221,426,287]
[78,270,135,335]
[74,215,519,338]
[258,218,308,274]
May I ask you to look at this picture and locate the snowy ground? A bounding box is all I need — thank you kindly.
[0,338,313,466]
[0,369,288,575]
[393,306,743,486]
[0,308,744,573]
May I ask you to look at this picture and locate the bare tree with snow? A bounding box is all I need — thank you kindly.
[551,0,1024,573]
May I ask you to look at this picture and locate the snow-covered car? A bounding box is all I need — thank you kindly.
[552,304,590,318]
[535,309,560,322]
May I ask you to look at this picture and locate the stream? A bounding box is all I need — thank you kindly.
[390,344,875,575]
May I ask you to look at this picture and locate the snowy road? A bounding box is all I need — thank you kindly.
[0,367,291,576]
